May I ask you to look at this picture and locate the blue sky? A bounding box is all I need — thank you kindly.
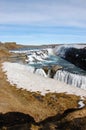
[0,0,86,45]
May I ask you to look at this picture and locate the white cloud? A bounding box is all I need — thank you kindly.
[0,0,86,27]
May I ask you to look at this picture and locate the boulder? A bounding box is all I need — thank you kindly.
[43,65,62,78]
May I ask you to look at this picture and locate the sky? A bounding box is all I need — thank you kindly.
[0,0,86,45]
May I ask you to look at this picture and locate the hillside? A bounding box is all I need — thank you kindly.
[0,43,86,130]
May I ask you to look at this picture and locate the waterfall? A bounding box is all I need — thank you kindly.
[54,70,86,90]
[35,69,47,77]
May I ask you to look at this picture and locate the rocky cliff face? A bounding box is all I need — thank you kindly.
[54,45,86,71]
[64,47,86,71]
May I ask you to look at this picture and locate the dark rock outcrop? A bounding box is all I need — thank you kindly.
[43,65,62,78]
[58,47,86,71]
[0,112,35,129]
[0,108,86,130]
[39,107,86,130]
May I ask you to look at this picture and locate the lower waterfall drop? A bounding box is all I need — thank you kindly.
[54,70,86,90]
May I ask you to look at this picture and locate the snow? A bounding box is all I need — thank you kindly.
[78,100,85,108]
[2,62,86,98]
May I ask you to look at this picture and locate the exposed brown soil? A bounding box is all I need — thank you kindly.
[0,42,23,50]
[0,43,86,130]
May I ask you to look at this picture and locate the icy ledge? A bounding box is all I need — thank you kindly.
[2,62,86,98]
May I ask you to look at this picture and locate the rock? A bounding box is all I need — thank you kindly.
[63,47,86,71]
[0,112,35,128]
[49,65,62,78]
[51,65,63,72]
[42,66,49,74]
[55,45,86,70]
[43,65,62,78]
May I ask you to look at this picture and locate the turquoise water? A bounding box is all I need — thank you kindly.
[10,48,86,76]
[28,55,86,76]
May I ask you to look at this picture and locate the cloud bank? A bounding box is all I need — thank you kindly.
[0,0,86,27]
[0,0,86,44]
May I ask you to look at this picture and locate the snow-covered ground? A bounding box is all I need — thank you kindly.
[78,100,85,108]
[2,62,86,98]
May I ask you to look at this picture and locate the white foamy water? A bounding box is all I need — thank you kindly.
[2,62,86,98]
[25,48,54,64]
[54,70,86,90]
[10,48,54,55]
